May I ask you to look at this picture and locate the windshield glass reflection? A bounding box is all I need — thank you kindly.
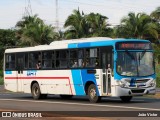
[116,52,154,76]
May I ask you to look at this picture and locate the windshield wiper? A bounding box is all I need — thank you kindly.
[125,51,135,60]
[125,51,139,76]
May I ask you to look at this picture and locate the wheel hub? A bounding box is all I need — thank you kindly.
[34,87,38,96]
[90,88,96,99]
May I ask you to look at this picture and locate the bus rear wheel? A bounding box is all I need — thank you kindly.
[31,83,42,100]
[88,84,101,103]
[120,96,132,102]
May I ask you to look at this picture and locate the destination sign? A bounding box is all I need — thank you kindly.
[116,42,152,50]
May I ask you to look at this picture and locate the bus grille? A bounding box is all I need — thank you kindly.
[125,79,149,83]
[131,89,145,93]
[136,79,149,83]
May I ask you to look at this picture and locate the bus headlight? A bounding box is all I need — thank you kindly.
[149,80,156,87]
[116,81,127,88]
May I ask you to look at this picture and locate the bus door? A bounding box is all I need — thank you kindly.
[16,53,24,92]
[101,47,113,95]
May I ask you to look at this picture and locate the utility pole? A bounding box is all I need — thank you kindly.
[24,0,33,16]
[55,0,59,30]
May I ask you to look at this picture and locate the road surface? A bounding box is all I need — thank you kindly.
[0,85,160,120]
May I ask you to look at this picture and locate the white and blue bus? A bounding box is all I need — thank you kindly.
[4,37,156,102]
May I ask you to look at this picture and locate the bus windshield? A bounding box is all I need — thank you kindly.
[116,51,154,77]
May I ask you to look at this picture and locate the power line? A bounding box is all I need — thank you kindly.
[61,0,159,12]
[24,0,33,16]
[55,0,59,30]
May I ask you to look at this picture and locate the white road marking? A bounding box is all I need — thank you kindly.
[0,99,159,111]
[0,93,11,95]
[103,98,144,102]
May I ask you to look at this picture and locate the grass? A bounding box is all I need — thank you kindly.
[156,64,160,88]
[0,77,3,85]
[156,77,160,88]
[0,70,3,85]
[145,93,160,99]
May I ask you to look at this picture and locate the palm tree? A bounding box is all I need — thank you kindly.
[85,13,110,37]
[64,9,88,39]
[117,12,158,39]
[16,15,43,28]
[151,7,160,41]
[16,15,59,46]
[151,7,160,22]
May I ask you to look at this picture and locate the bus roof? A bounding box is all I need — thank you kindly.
[5,37,150,53]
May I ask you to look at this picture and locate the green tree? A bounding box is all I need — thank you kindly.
[86,13,112,37]
[0,29,18,69]
[64,9,88,39]
[16,15,59,46]
[115,12,158,40]
[151,7,160,22]
[64,9,113,39]
[150,7,160,41]
[0,29,18,47]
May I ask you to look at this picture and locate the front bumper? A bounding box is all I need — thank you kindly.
[115,86,156,96]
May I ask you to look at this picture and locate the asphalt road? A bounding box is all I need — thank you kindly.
[0,85,160,120]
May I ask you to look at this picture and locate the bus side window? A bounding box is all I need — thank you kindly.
[56,60,60,68]
[70,50,78,68]
[60,50,68,68]
[24,53,28,69]
[52,51,55,68]
[55,51,60,68]
[6,54,15,69]
[42,51,52,68]
[29,52,41,69]
[78,49,84,67]
[55,50,68,69]
[84,48,99,68]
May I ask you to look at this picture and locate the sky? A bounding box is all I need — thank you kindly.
[0,0,160,29]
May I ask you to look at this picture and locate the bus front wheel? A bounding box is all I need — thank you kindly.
[88,84,101,103]
[31,83,42,100]
[120,96,132,102]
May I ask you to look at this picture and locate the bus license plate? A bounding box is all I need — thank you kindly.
[137,83,146,87]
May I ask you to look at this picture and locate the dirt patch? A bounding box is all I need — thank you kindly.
[145,93,160,99]
[0,85,5,92]
[153,93,160,99]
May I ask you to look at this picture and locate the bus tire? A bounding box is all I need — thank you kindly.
[31,83,42,100]
[88,84,101,103]
[120,96,132,102]
[60,95,73,99]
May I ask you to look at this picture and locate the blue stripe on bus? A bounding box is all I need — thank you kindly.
[71,70,85,95]
[68,43,77,48]
[81,69,100,96]
[78,42,91,48]
[68,41,116,48]
[68,39,150,49]
[90,41,115,47]
[5,71,12,74]
[71,69,100,96]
